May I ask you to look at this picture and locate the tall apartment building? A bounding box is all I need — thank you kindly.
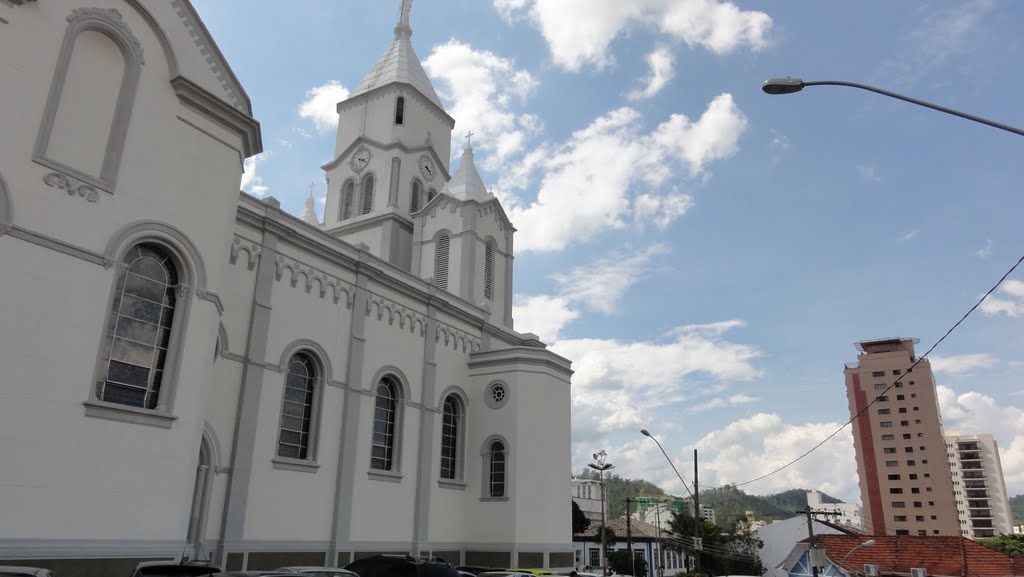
[844,338,959,536]
[946,433,1013,538]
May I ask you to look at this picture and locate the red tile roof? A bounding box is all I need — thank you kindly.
[575,516,660,540]
[808,534,1024,577]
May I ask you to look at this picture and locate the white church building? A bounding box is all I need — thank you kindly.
[0,0,574,573]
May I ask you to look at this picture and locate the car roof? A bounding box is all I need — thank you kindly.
[0,568,49,577]
[276,570,357,575]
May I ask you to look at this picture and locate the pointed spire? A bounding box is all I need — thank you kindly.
[441,133,492,202]
[350,0,443,110]
[300,183,321,226]
[395,0,413,39]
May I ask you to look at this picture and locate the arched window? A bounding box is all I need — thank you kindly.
[427,188,437,202]
[97,243,179,409]
[483,239,495,301]
[277,353,318,460]
[340,179,355,220]
[361,174,375,215]
[394,96,405,125]
[488,440,506,497]
[435,233,450,291]
[410,179,422,213]
[371,377,399,471]
[440,395,463,480]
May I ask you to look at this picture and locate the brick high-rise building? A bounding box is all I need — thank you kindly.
[844,338,959,536]
[946,433,1013,538]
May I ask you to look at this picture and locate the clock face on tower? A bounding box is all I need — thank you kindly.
[418,155,436,181]
[351,148,371,172]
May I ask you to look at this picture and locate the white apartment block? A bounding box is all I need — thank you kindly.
[946,433,1013,538]
[572,478,607,524]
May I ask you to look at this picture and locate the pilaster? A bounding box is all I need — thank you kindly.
[413,302,439,553]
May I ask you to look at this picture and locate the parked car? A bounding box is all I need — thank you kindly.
[201,573,296,577]
[456,569,506,577]
[345,555,461,577]
[275,569,359,577]
[477,571,537,577]
[130,561,222,577]
[507,571,556,576]
[0,567,54,577]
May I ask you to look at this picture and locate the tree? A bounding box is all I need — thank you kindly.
[573,500,592,534]
[664,510,765,576]
[597,525,617,550]
[577,468,665,518]
[609,550,648,577]
[979,534,1024,556]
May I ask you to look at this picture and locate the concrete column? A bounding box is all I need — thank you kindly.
[330,266,372,560]
[388,156,401,208]
[460,208,478,302]
[220,219,280,558]
[413,301,439,553]
[503,232,514,328]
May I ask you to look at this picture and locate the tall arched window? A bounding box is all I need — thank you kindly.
[410,180,422,213]
[440,395,463,480]
[427,188,437,202]
[97,244,179,409]
[489,440,506,497]
[484,239,495,301]
[394,96,405,125]
[277,353,318,460]
[435,233,450,291]
[340,179,355,220]
[371,377,399,471]
[361,174,375,215]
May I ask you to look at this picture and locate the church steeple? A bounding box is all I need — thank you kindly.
[347,0,444,110]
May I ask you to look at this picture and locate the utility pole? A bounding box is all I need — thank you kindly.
[803,507,818,577]
[625,498,634,576]
[654,503,664,577]
[589,451,614,577]
[693,449,701,577]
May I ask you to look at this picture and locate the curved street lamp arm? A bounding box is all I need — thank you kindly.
[801,80,1024,138]
[644,433,695,499]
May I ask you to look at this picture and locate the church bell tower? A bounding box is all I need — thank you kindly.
[321,0,455,271]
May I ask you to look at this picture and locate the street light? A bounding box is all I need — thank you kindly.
[589,450,614,577]
[839,539,876,573]
[761,78,1024,138]
[641,430,700,577]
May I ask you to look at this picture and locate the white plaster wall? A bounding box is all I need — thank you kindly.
[0,241,212,541]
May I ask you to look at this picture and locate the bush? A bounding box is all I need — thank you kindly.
[608,551,648,577]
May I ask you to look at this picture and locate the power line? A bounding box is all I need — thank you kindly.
[723,252,1024,489]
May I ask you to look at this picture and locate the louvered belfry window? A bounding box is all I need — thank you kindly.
[435,233,450,290]
[341,180,355,220]
[361,174,375,215]
[395,96,405,125]
[484,240,495,301]
[410,180,421,213]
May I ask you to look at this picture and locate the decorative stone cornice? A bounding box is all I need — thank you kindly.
[67,8,144,65]
[229,236,260,271]
[435,323,482,354]
[43,172,99,203]
[367,294,428,336]
[170,0,249,113]
[273,256,354,308]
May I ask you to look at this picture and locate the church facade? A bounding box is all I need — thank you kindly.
[0,0,574,573]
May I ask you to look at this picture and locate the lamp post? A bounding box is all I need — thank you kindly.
[839,539,876,574]
[761,78,1024,138]
[641,430,699,577]
[589,450,615,577]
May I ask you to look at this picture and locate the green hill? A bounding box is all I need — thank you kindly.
[1010,494,1024,524]
[575,469,845,525]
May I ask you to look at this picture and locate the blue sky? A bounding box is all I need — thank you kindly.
[192,0,1024,503]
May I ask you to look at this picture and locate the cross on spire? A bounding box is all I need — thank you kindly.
[398,0,412,29]
[308,181,317,197]
[465,131,474,149]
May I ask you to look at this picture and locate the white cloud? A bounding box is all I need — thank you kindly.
[552,244,669,314]
[689,393,760,414]
[901,230,920,241]
[511,294,579,342]
[241,153,270,197]
[857,164,881,183]
[696,414,859,500]
[298,80,349,134]
[878,0,995,89]
[769,128,789,165]
[507,95,747,252]
[423,40,540,169]
[977,239,993,259]
[937,385,1024,494]
[556,321,761,438]
[514,244,669,338]
[980,279,1024,318]
[928,353,999,375]
[628,45,675,101]
[504,0,772,72]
